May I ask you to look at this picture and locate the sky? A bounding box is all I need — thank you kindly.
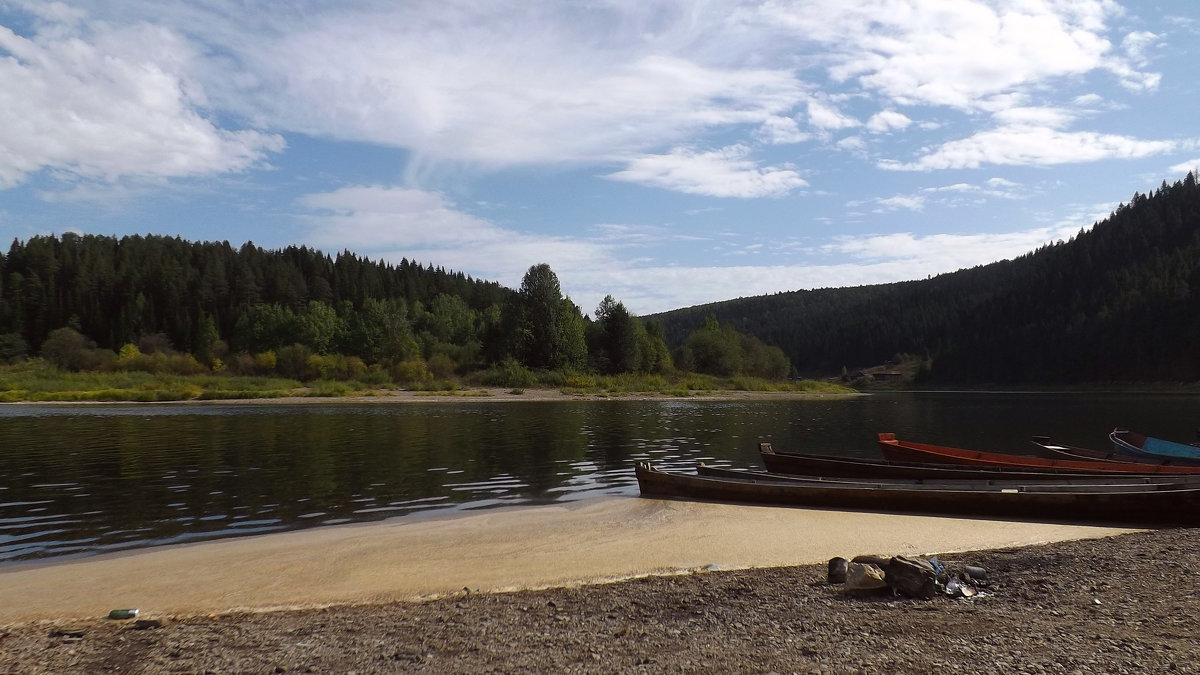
[0,1,1197,316]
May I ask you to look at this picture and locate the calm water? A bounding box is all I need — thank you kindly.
[2,392,1198,565]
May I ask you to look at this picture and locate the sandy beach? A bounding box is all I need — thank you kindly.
[0,495,1132,623]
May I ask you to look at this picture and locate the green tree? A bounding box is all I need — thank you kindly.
[299,301,340,354]
[517,264,566,369]
[640,320,673,374]
[680,316,742,376]
[590,295,638,374]
[426,294,475,344]
[345,297,418,363]
[556,297,588,370]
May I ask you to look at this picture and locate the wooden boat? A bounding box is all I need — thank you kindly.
[696,464,1196,489]
[636,462,1200,525]
[877,433,1200,474]
[1111,428,1200,461]
[758,442,1171,480]
[1031,436,1200,467]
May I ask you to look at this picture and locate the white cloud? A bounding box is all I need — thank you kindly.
[581,218,1090,312]
[1169,159,1200,175]
[0,0,1169,184]
[757,115,810,144]
[880,126,1177,170]
[299,187,505,250]
[761,0,1145,110]
[1121,30,1159,64]
[298,185,619,307]
[836,136,866,152]
[873,179,1029,210]
[807,100,859,130]
[213,9,806,167]
[992,106,1076,128]
[0,15,283,190]
[823,225,1079,268]
[294,183,1086,316]
[875,195,925,212]
[866,110,912,133]
[867,178,1029,212]
[606,145,808,198]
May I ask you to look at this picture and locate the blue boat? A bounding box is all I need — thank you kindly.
[1111,428,1200,461]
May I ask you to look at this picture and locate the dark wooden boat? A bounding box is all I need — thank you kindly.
[1111,428,1200,461]
[758,442,1167,480]
[696,464,1196,489]
[1030,436,1200,466]
[636,462,1200,525]
[877,433,1200,474]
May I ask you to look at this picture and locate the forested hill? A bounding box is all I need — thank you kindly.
[0,235,510,354]
[650,172,1200,384]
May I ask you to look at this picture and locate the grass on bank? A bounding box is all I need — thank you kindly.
[0,358,856,403]
[0,360,304,402]
[552,372,853,397]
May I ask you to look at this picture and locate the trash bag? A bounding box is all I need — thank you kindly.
[885,555,938,599]
[943,577,979,598]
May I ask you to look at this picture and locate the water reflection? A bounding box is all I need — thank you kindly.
[3,393,1200,564]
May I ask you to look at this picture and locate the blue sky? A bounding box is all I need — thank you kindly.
[0,1,1197,316]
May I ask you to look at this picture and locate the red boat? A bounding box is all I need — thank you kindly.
[877,433,1200,474]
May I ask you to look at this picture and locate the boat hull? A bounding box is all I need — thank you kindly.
[758,442,1181,479]
[1031,436,1200,467]
[877,434,1200,474]
[697,464,1197,489]
[1111,428,1200,461]
[637,463,1200,526]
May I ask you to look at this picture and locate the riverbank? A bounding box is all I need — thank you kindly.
[2,497,1185,673]
[0,385,862,406]
[0,359,856,403]
[0,497,1127,623]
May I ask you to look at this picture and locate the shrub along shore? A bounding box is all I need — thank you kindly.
[0,358,854,403]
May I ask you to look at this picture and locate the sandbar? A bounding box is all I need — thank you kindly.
[0,496,1134,623]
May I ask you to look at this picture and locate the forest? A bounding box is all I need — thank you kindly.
[7,173,1197,389]
[0,236,790,386]
[651,172,1200,385]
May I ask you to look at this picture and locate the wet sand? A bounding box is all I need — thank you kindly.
[0,496,1133,624]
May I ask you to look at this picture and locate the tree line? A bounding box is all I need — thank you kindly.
[0,235,790,383]
[651,172,1200,385]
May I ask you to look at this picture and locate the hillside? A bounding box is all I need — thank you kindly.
[650,173,1200,385]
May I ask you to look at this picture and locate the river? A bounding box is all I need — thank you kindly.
[2,392,1197,564]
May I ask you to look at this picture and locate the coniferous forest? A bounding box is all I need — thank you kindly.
[0,237,790,385]
[651,173,1200,385]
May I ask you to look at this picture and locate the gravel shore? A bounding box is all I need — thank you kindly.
[3,527,1196,673]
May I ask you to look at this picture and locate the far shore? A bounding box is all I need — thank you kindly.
[0,386,864,406]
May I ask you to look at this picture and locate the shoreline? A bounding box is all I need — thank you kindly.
[3,526,1193,673]
[0,387,863,406]
[0,495,1134,624]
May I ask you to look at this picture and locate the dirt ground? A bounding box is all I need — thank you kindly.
[3,527,1197,674]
